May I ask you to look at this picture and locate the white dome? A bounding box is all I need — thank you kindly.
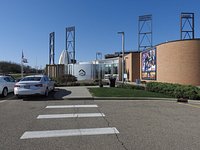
[59,50,71,65]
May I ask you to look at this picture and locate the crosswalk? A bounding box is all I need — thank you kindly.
[37,113,105,119]
[45,104,98,109]
[20,103,119,140]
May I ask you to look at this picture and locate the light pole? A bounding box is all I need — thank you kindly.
[118,32,125,84]
[96,52,103,87]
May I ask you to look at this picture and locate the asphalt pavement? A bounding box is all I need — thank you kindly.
[0,99,123,150]
[1,87,200,150]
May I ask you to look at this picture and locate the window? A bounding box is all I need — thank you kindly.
[8,77,15,82]
[113,63,118,74]
[21,77,41,81]
[4,77,11,82]
[43,77,49,82]
[104,64,111,74]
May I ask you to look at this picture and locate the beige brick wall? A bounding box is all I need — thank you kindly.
[156,39,200,85]
[125,54,132,81]
[125,52,140,82]
[132,53,140,82]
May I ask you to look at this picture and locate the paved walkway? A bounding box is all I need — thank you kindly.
[54,86,93,99]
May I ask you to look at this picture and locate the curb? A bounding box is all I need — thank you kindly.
[62,97,94,100]
[62,96,177,101]
[93,97,177,101]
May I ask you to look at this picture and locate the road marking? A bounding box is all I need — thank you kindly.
[37,113,105,119]
[179,103,200,109]
[188,101,200,105]
[20,127,119,139]
[0,100,7,103]
[46,105,98,109]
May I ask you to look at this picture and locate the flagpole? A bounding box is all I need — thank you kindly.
[21,50,24,78]
[21,50,28,78]
[21,58,23,78]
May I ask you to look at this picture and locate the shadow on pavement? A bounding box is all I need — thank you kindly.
[22,88,72,101]
[0,88,72,101]
[53,88,72,100]
[0,93,15,100]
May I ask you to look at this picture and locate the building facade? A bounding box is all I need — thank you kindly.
[46,39,200,86]
[140,39,200,86]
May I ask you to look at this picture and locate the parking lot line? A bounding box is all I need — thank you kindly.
[179,103,200,109]
[0,100,7,103]
[46,105,98,109]
[37,113,105,119]
[20,127,119,139]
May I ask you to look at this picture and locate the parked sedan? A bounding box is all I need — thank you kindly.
[0,75,16,97]
[14,75,54,98]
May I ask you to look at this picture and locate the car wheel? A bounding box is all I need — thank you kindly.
[2,87,8,97]
[16,95,22,99]
[45,88,49,97]
[52,85,55,92]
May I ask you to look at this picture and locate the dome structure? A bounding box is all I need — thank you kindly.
[59,50,71,65]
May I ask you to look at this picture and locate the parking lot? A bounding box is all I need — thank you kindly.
[1,94,200,150]
[0,89,59,101]
[98,100,200,150]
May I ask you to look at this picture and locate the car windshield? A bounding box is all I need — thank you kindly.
[21,77,41,81]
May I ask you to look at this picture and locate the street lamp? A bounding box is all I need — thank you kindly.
[118,31,125,84]
[96,52,103,87]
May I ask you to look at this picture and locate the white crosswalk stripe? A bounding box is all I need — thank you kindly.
[37,113,105,119]
[20,127,119,139]
[20,104,119,139]
[0,100,7,103]
[46,104,98,108]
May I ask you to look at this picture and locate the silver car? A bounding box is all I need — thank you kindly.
[0,75,16,97]
[14,75,54,98]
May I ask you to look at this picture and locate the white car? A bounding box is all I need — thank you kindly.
[0,75,16,97]
[14,75,55,98]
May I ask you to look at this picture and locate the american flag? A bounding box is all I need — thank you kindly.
[22,51,28,63]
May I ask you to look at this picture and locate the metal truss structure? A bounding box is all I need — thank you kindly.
[66,26,75,64]
[138,15,152,51]
[180,12,194,40]
[49,32,55,65]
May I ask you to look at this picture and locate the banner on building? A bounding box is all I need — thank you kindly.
[141,47,156,80]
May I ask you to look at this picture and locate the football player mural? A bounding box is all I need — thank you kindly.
[141,47,156,80]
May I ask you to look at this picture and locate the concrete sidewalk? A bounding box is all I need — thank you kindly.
[54,86,93,100]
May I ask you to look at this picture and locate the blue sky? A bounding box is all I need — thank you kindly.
[0,0,200,68]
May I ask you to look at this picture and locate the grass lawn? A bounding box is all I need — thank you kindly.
[88,87,173,98]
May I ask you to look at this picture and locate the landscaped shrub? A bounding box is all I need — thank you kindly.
[54,76,109,87]
[54,74,77,86]
[173,86,185,99]
[80,82,97,86]
[146,82,200,100]
[174,85,200,100]
[117,84,145,90]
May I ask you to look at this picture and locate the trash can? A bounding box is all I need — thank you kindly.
[99,79,103,88]
[136,79,141,84]
[109,77,116,87]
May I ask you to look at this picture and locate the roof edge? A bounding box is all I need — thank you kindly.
[156,38,200,47]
